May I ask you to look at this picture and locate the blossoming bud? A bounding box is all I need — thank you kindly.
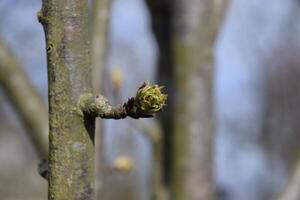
[135,83,167,114]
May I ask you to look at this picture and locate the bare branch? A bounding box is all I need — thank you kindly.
[278,160,300,200]
[90,0,111,92]
[89,0,111,198]
[135,120,168,200]
[0,39,48,159]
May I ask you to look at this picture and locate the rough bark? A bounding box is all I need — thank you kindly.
[147,0,228,200]
[0,39,48,159]
[38,1,95,199]
[38,0,167,199]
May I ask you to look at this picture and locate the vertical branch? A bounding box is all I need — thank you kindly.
[278,159,300,200]
[90,0,111,93]
[147,122,167,200]
[0,39,48,159]
[137,120,167,200]
[171,2,215,199]
[145,0,174,186]
[38,0,95,199]
[171,1,228,199]
[147,0,229,199]
[90,0,111,197]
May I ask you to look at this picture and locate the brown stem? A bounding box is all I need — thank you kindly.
[78,83,166,120]
[78,93,155,119]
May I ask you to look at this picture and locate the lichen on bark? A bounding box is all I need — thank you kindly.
[39,0,167,199]
[39,0,95,199]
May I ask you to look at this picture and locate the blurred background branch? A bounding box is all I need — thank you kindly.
[91,0,111,93]
[146,0,229,199]
[135,120,168,200]
[90,0,111,198]
[0,38,48,159]
[278,158,300,200]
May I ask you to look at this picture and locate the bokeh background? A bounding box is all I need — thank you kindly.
[1,0,300,200]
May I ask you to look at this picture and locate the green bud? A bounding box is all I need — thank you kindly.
[135,83,167,114]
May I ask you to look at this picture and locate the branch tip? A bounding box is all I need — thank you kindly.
[78,83,167,119]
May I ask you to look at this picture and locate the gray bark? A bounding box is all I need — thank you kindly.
[39,0,95,199]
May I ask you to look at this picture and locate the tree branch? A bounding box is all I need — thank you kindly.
[90,0,111,93]
[78,83,167,119]
[0,39,48,159]
[39,1,167,199]
[278,159,300,200]
[37,83,167,182]
[146,0,229,199]
[134,120,168,200]
[89,0,111,197]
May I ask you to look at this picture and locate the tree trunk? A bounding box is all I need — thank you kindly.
[171,2,214,200]
[38,1,95,199]
[171,1,228,200]
[147,0,228,199]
